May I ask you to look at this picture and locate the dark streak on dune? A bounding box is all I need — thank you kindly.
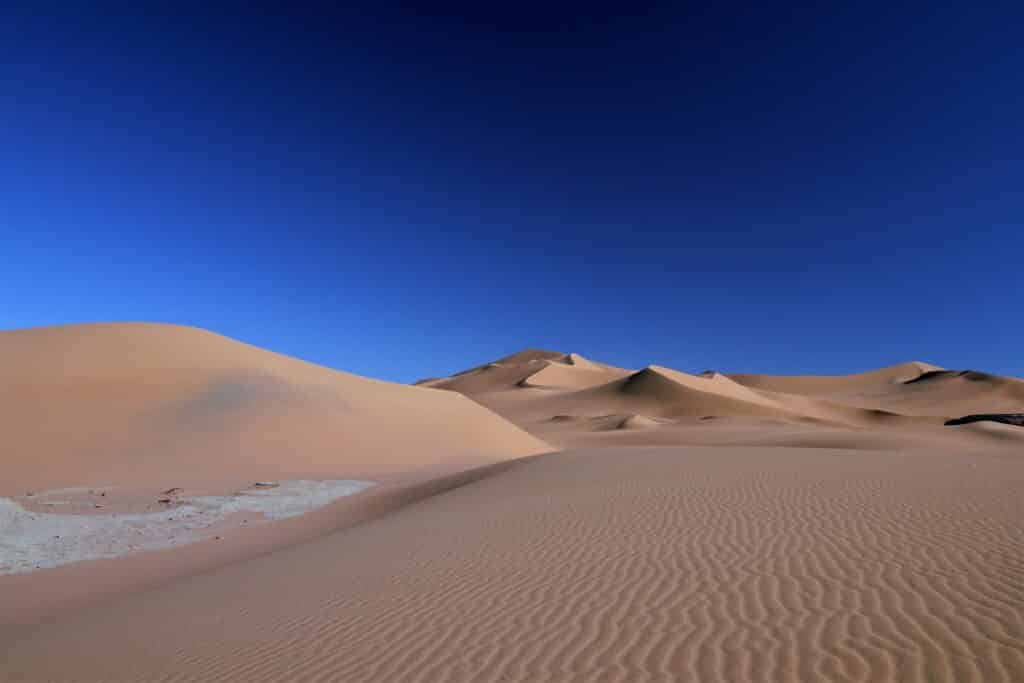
[904,369,994,384]
[165,373,342,430]
[945,413,1024,427]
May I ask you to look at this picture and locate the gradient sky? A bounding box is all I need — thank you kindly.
[2,2,1021,382]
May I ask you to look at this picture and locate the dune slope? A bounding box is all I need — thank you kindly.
[0,323,549,494]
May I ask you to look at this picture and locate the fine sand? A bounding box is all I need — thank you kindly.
[0,323,548,494]
[0,324,548,622]
[3,446,1022,682]
[2,334,1023,682]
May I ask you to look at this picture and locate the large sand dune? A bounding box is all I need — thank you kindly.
[0,324,548,493]
[2,335,1023,682]
[0,324,549,616]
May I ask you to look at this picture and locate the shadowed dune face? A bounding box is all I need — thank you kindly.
[946,413,1024,427]
[0,324,549,494]
[886,371,1024,415]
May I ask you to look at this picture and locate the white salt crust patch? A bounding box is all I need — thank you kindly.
[0,480,374,575]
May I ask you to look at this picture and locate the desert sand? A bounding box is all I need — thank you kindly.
[0,324,547,620]
[2,331,1023,682]
[0,323,547,493]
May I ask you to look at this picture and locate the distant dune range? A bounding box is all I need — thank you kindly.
[421,349,1024,451]
[2,329,1023,682]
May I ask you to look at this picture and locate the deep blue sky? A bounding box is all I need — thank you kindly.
[2,2,1021,381]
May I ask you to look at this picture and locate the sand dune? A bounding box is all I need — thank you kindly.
[3,336,1024,682]
[0,324,548,494]
[422,349,631,394]
[427,350,1024,450]
[884,371,1024,416]
[545,416,1024,451]
[518,360,633,390]
[730,363,1024,418]
[728,361,942,394]
[0,324,549,618]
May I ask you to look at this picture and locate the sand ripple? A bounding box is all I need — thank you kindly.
[3,446,1022,682]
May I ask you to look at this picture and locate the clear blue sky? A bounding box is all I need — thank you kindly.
[2,2,1021,382]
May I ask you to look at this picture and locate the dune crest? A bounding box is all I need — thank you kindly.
[424,348,631,394]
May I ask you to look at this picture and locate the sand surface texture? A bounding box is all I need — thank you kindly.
[2,334,1023,682]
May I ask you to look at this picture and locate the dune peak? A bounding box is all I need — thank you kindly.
[492,348,566,366]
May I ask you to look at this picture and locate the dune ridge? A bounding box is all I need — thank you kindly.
[728,361,943,393]
[423,349,1024,450]
[423,350,631,394]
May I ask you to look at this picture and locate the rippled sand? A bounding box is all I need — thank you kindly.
[3,446,1023,682]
